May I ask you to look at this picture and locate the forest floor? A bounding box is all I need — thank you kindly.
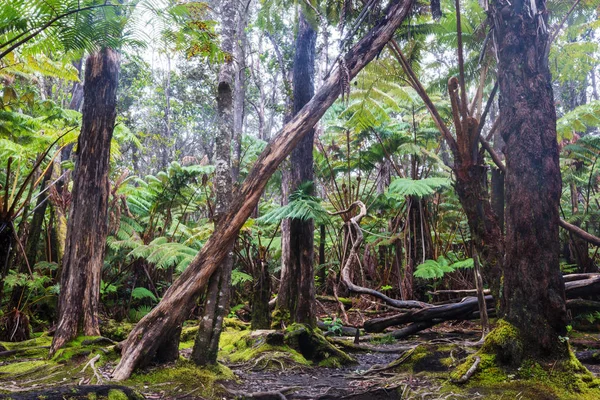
[0,317,599,400]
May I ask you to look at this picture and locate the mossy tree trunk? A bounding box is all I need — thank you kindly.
[493,0,568,359]
[276,11,317,328]
[191,0,236,366]
[112,0,416,380]
[50,48,119,356]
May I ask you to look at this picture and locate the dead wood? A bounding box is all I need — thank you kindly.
[364,296,492,333]
[566,299,600,312]
[451,356,480,384]
[576,350,600,364]
[563,273,600,282]
[333,201,428,310]
[565,276,600,298]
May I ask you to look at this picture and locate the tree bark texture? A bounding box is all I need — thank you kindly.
[232,0,248,181]
[276,11,317,328]
[493,0,568,358]
[50,48,119,355]
[112,0,415,380]
[191,0,236,366]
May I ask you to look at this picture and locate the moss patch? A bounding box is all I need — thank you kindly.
[51,336,118,364]
[0,360,47,375]
[284,323,356,368]
[219,329,309,368]
[446,321,600,400]
[108,389,129,400]
[100,320,135,342]
[127,360,233,398]
[384,344,469,375]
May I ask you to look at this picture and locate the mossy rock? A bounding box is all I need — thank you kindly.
[127,360,233,398]
[283,323,356,368]
[100,320,135,342]
[382,343,469,375]
[446,321,600,399]
[219,329,310,368]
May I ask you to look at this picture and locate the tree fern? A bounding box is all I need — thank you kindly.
[557,101,600,140]
[387,177,451,199]
[414,255,474,280]
[259,182,330,224]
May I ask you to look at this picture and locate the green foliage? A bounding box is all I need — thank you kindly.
[231,269,253,287]
[414,254,473,280]
[259,182,330,224]
[387,177,451,199]
[131,287,157,302]
[558,101,600,140]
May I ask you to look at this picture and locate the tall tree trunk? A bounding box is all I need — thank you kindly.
[276,11,317,328]
[494,0,568,360]
[112,0,415,380]
[50,48,119,356]
[191,0,236,366]
[231,0,249,181]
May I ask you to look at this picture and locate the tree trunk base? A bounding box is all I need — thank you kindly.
[448,321,600,398]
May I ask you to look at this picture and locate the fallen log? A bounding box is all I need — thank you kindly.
[364,296,493,333]
[565,276,600,298]
[428,289,491,297]
[566,299,600,312]
[576,350,600,364]
[563,273,600,282]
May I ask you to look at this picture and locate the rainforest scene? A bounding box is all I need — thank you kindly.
[1,0,600,399]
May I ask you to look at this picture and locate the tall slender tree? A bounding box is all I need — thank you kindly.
[275,9,318,328]
[191,0,236,366]
[50,48,120,355]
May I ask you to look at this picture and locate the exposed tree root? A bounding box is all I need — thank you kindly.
[450,355,480,384]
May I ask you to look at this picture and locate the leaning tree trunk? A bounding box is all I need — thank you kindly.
[50,48,119,356]
[494,0,568,360]
[191,0,236,366]
[111,0,415,380]
[276,10,317,328]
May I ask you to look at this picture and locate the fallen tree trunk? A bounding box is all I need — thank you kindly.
[364,296,493,333]
[565,276,600,298]
[111,0,416,380]
[576,350,600,364]
[365,276,600,333]
[563,273,600,282]
[566,299,600,312]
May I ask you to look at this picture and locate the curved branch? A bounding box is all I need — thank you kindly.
[336,201,429,309]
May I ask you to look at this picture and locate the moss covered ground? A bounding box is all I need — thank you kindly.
[0,319,599,399]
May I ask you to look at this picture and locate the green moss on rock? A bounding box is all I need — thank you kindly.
[446,321,600,399]
[127,360,233,398]
[107,389,129,400]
